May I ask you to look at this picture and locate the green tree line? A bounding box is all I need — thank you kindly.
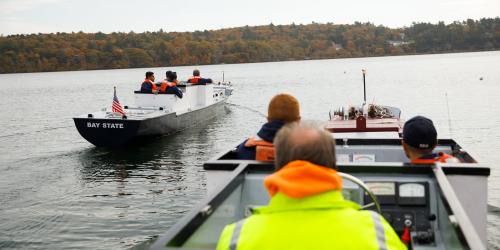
[0,18,499,73]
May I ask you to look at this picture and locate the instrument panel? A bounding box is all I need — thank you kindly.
[399,183,425,197]
[362,181,435,245]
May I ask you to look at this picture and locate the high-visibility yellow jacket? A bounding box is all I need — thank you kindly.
[216,160,407,250]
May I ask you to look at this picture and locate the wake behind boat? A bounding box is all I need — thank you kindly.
[73,82,233,147]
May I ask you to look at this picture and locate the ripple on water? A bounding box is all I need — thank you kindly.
[2,52,500,249]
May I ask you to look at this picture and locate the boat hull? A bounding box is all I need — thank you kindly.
[74,100,227,147]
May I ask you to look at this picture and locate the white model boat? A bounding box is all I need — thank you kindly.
[73,83,233,147]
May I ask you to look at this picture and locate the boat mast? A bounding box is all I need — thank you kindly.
[362,69,367,105]
[445,92,454,137]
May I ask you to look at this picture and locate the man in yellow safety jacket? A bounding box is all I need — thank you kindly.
[217,122,406,250]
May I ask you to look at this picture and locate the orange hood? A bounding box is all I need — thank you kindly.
[264,160,343,199]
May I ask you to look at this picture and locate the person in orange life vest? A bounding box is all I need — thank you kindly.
[236,93,301,161]
[187,69,213,85]
[141,71,158,94]
[159,71,183,98]
[402,116,458,164]
[217,122,406,250]
[160,70,175,89]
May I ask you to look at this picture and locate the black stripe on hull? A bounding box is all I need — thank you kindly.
[73,101,227,147]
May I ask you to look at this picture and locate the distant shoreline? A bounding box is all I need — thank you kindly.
[1,18,499,74]
[2,50,499,76]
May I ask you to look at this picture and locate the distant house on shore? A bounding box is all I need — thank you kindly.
[387,40,411,47]
[387,33,413,47]
[332,42,343,50]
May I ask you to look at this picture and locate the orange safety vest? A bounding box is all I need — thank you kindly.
[144,79,157,91]
[159,80,176,92]
[411,152,458,164]
[188,76,201,84]
[244,137,275,161]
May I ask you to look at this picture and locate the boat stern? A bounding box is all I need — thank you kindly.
[73,116,141,147]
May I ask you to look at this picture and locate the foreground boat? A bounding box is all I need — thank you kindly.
[136,70,488,249]
[139,106,488,250]
[73,83,232,147]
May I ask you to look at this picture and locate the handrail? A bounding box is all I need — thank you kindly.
[433,163,486,250]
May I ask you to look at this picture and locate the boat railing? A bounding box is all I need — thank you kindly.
[214,138,476,163]
[433,163,486,249]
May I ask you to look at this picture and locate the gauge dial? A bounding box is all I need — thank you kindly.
[399,183,425,197]
[366,182,395,195]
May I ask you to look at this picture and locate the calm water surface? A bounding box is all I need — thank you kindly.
[1,51,500,249]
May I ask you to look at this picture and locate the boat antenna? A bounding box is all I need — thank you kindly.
[362,69,367,105]
[445,92,453,137]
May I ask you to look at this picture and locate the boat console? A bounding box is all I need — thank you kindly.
[143,138,488,250]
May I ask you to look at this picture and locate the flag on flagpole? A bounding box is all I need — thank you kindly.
[112,87,125,115]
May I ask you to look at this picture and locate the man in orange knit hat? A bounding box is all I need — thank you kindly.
[218,122,406,250]
[236,93,301,161]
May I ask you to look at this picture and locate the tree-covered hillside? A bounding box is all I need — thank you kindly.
[0,18,499,73]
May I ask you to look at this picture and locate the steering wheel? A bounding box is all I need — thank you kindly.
[338,172,382,214]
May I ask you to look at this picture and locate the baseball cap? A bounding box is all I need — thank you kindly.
[403,116,437,150]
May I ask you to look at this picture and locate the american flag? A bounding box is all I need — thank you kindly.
[112,87,125,115]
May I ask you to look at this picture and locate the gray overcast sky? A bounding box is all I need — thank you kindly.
[1,0,499,35]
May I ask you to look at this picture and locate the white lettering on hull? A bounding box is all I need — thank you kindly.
[87,122,124,129]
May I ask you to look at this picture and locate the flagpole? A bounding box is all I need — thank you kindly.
[112,86,126,119]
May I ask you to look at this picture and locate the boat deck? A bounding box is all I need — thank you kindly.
[144,160,488,250]
[325,116,403,133]
[139,137,488,250]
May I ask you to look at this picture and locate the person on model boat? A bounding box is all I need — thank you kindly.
[159,71,183,98]
[402,116,459,164]
[236,93,301,161]
[187,69,213,85]
[141,71,158,94]
[164,71,178,86]
[217,122,406,250]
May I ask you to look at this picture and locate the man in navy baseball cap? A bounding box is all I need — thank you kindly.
[402,116,458,164]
